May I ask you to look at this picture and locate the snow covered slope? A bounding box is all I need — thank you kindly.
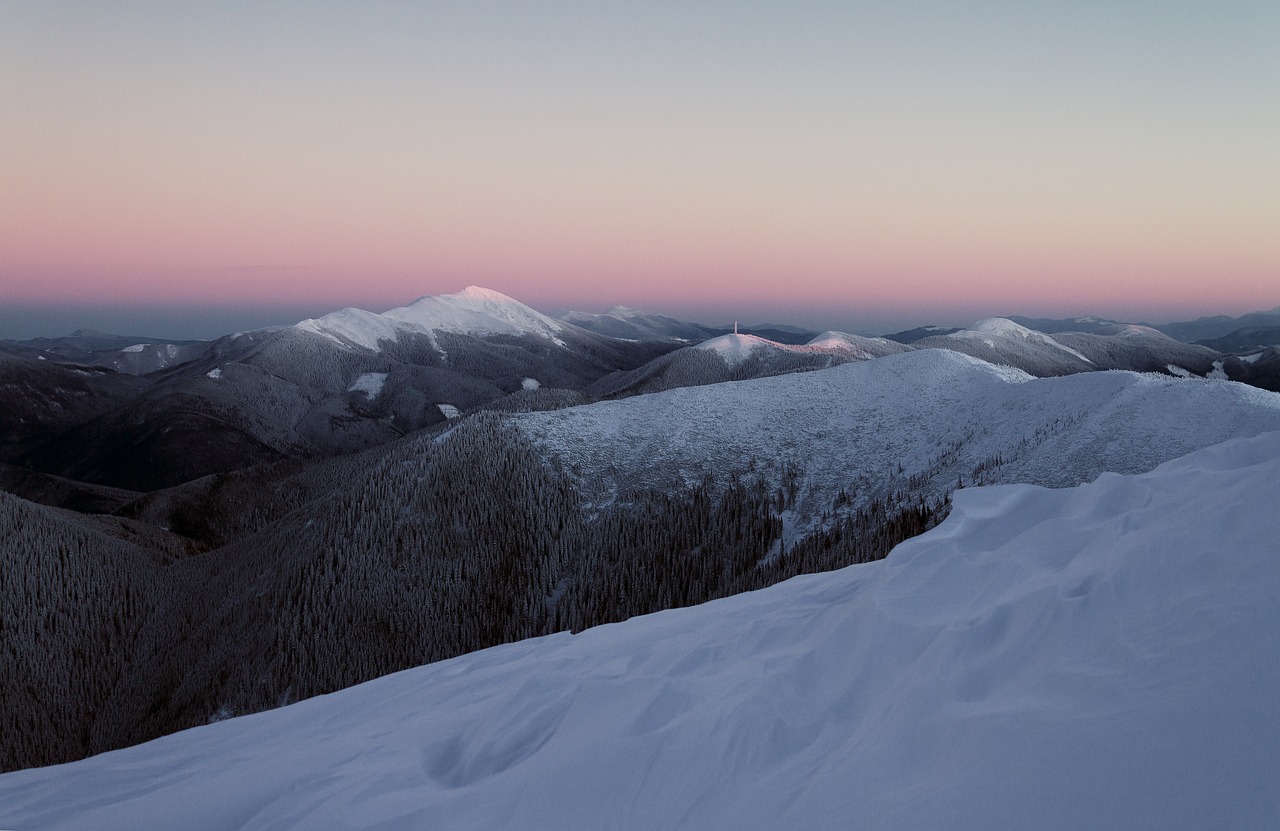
[557,305,715,341]
[697,331,908,367]
[590,331,907,398]
[4,432,1278,830]
[524,349,1280,526]
[295,286,569,351]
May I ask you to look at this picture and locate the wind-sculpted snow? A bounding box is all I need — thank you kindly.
[4,432,1279,830]
[521,349,1280,529]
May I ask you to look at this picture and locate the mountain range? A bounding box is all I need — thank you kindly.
[2,286,1280,792]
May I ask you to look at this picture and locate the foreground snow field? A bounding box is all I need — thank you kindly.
[3,433,1280,830]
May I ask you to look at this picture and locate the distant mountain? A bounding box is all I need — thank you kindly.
[1005,314,1135,335]
[1151,305,1280,343]
[589,331,907,398]
[557,306,718,342]
[299,286,572,351]
[1194,325,1280,353]
[912,318,1096,376]
[4,288,677,491]
[0,330,210,375]
[882,324,961,343]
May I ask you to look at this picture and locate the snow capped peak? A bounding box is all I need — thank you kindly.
[949,318,1093,363]
[387,286,567,346]
[605,305,646,318]
[959,317,1044,339]
[452,285,520,304]
[805,331,912,361]
[294,287,568,351]
[694,332,774,368]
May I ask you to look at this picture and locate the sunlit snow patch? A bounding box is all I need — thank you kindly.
[122,343,148,353]
[1208,360,1228,380]
[348,372,388,398]
[522,377,541,390]
[437,403,461,419]
[1166,365,1192,378]
[206,368,223,380]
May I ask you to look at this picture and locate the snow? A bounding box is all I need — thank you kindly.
[1208,360,1229,380]
[385,286,568,347]
[1241,352,1263,364]
[4,432,1280,830]
[694,332,770,368]
[296,307,408,351]
[806,331,908,360]
[694,331,901,368]
[1167,364,1193,378]
[521,377,540,391]
[437,403,461,419]
[295,287,567,351]
[347,372,388,398]
[949,318,1093,362]
[518,349,1280,527]
[121,343,148,353]
[206,368,223,380]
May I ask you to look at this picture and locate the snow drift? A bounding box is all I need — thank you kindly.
[3,432,1279,830]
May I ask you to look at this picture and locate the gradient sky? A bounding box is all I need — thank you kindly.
[2,1,1277,338]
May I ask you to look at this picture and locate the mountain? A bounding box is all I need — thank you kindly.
[556,307,818,345]
[521,348,1280,527]
[1152,305,1280,343]
[882,323,962,343]
[1194,325,1280,353]
[1005,314,1135,334]
[5,349,1278,773]
[912,318,1096,376]
[4,431,1278,829]
[297,286,571,351]
[0,330,210,375]
[587,331,907,398]
[1222,347,1280,393]
[556,306,718,342]
[5,288,677,491]
[0,352,146,460]
[1047,325,1219,375]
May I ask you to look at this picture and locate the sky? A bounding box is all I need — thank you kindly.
[2,1,1277,339]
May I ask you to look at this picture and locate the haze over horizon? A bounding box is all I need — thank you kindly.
[3,3,1277,339]
[2,290,1280,344]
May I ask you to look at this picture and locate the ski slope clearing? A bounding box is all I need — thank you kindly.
[521,348,1280,527]
[3,432,1278,830]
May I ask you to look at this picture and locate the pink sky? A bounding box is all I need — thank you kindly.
[2,3,1276,335]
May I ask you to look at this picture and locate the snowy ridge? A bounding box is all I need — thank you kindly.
[385,286,567,347]
[694,330,904,368]
[295,287,566,351]
[806,330,912,359]
[948,317,1093,362]
[295,307,412,351]
[520,348,1280,525]
[3,432,1278,829]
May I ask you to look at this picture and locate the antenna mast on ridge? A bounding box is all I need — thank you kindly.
[734,321,738,335]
